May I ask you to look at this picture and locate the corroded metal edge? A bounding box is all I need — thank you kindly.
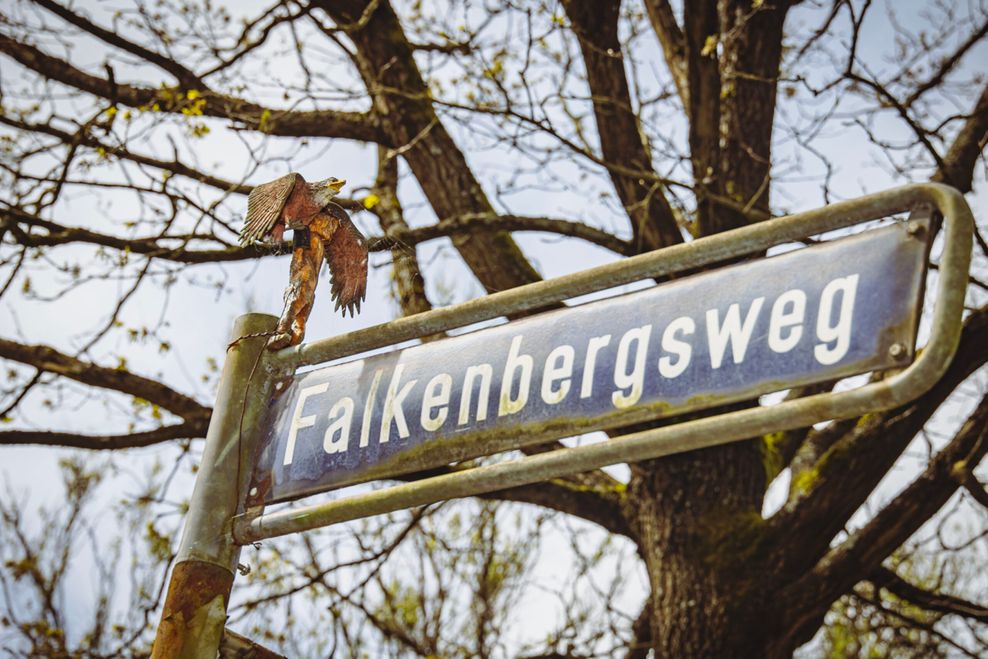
[152,560,234,659]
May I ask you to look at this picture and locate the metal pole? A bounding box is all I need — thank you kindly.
[152,313,278,658]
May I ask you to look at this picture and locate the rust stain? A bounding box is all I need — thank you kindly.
[151,560,234,658]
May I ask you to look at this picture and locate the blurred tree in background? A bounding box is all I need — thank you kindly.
[1,0,986,656]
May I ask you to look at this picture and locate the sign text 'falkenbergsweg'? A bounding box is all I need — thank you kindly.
[249,223,927,504]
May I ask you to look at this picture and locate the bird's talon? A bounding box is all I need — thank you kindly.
[266,332,293,350]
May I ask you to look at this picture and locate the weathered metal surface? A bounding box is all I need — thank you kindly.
[152,313,279,658]
[249,220,929,505]
[235,183,973,543]
[152,560,235,659]
[174,313,279,567]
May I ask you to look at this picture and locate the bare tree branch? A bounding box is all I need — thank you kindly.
[868,566,988,622]
[29,0,203,88]
[768,306,988,574]
[562,0,683,252]
[706,0,791,233]
[0,33,384,142]
[0,421,207,450]
[903,20,988,107]
[0,114,252,195]
[313,0,543,295]
[479,479,634,542]
[642,0,688,106]
[375,214,630,256]
[0,337,207,418]
[368,148,434,320]
[774,392,988,650]
[684,0,722,233]
[958,469,988,511]
[4,205,630,264]
[933,83,988,193]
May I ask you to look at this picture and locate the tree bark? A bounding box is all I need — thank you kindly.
[314,0,543,295]
[627,441,770,656]
[711,1,789,234]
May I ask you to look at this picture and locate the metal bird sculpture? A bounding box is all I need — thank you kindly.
[240,173,368,350]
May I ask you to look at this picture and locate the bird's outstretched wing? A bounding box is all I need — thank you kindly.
[323,202,368,317]
[240,173,299,245]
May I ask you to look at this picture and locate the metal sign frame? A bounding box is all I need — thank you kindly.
[152,183,972,655]
[235,183,973,542]
[250,219,931,504]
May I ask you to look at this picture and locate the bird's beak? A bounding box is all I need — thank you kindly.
[327,178,346,192]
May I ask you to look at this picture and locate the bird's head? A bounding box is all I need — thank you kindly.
[309,177,347,209]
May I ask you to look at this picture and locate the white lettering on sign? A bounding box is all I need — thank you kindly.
[359,369,383,448]
[459,363,493,425]
[706,297,765,369]
[283,382,329,465]
[499,335,533,417]
[541,345,574,404]
[421,373,452,432]
[323,397,354,454]
[612,325,651,408]
[380,365,418,444]
[580,334,611,398]
[659,316,695,378]
[280,273,869,466]
[815,275,859,365]
[768,290,806,354]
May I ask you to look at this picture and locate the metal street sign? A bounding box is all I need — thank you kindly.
[234,184,971,542]
[249,220,929,504]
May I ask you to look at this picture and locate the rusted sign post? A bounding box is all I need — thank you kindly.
[152,184,972,656]
[151,313,279,658]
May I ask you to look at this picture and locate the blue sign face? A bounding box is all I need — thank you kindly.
[248,223,928,504]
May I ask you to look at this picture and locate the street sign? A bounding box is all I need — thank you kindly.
[159,184,973,653]
[248,220,929,504]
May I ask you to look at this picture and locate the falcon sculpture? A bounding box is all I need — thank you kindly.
[240,173,368,350]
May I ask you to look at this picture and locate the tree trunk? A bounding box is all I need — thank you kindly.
[628,440,771,655]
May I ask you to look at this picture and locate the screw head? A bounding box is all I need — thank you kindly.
[906,221,925,238]
[889,343,907,359]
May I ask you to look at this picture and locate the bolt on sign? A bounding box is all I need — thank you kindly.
[248,220,929,505]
